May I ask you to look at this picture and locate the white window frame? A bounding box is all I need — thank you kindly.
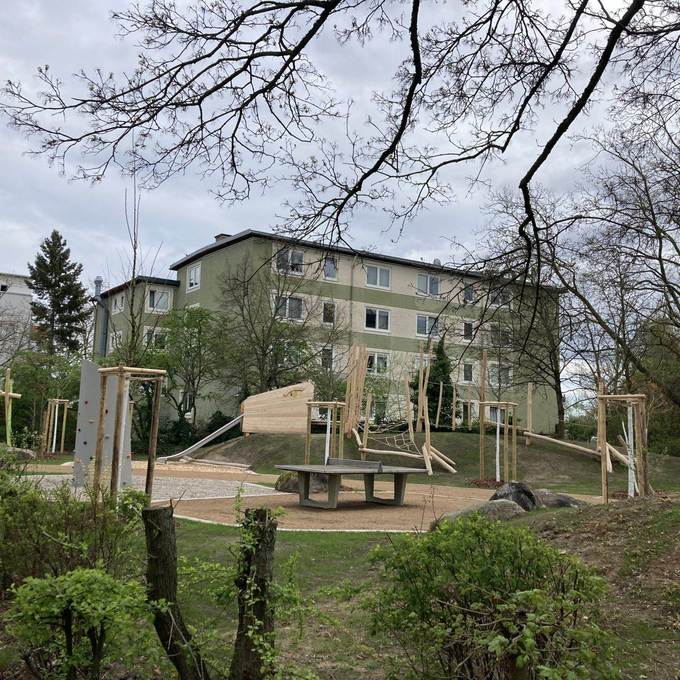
[365,264,391,290]
[321,347,334,370]
[416,314,439,338]
[322,301,336,325]
[275,295,305,321]
[462,362,474,383]
[144,325,167,349]
[323,255,338,281]
[462,282,475,304]
[489,324,512,347]
[147,288,172,314]
[276,248,304,276]
[367,351,389,375]
[108,329,122,353]
[487,362,513,389]
[489,288,512,309]
[416,273,441,297]
[187,262,201,292]
[111,293,125,314]
[364,306,390,333]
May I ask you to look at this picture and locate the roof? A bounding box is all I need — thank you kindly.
[169,228,485,278]
[100,276,179,299]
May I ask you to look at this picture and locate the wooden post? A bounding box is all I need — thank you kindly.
[422,396,433,475]
[500,403,507,481]
[404,377,414,443]
[467,384,472,431]
[145,378,163,498]
[633,399,648,497]
[479,351,487,480]
[362,392,373,461]
[421,341,433,429]
[59,402,69,454]
[435,381,443,428]
[479,404,486,480]
[416,342,424,432]
[93,374,109,493]
[511,404,518,480]
[451,384,457,432]
[3,368,10,447]
[330,403,337,459]
[338,405,345,460]
[304,402,312,464]
[43,400,53,455]
[597,380,608,504]
[110,367,127,499]
[525,382,533,446]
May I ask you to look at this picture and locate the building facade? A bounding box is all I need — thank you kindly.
[0,272,32,365]
[94,230,559,433]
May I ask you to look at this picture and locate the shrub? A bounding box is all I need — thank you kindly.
[366,515,619,680]
[6,568,161,679]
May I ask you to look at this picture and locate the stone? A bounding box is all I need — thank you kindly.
[274,470,328,493]
[431,499,526,529]
[489,481,539,511]
[534,488,586,509]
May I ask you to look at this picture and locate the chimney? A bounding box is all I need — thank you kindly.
[214,233,231,242]
[94,275,103,297]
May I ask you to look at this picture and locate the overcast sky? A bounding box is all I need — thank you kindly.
[1,0,604,292]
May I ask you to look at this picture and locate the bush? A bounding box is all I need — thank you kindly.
[366,515,618,680]
[6,568,161,679]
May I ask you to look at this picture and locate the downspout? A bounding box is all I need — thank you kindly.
[92,276,108,357]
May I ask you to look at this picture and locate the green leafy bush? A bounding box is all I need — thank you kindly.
[6,567,161,679]
[366,515,619,680]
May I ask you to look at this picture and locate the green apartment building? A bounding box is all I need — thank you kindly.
[93,230,560,433]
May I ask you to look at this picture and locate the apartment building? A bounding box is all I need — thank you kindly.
[0,272,32,364]
[93,230,559,433]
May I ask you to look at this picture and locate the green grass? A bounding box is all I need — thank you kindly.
[200,430,680,496]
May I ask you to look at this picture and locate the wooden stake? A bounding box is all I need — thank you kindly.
[145,378,163,498]
[511,405,518,480]
[435,381,443,428]
[416,342,424,432]
[338,405,345,460]
[362,392,373,461]
[479,350,487,479]
[597,380,608,504]
[110,367,127,499]
[503,403,509,482]
[526,382,533,446]
[3,368,10,447]
[423,396,433,476]
[451,384,457,432]
[403,377,414,444]
[467,384,472,431]
[304,402,312,464]
[59,403,69,454]
[93,374,109,494]
[330,403,337,459]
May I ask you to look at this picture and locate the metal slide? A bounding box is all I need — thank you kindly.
[157,414,244,463]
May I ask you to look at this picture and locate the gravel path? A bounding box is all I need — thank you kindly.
[33,473,285,501]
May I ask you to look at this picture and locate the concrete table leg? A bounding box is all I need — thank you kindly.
[298,472,341,509]
[364,473,408,506]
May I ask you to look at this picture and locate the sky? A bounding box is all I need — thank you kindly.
[0,0,606,293]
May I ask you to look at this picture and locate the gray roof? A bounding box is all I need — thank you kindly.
[100,276,179,299]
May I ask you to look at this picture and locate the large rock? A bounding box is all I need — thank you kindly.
[534,488,586,509]
[274,470,328,493]
[431,499,526,529]
[489,481,539,511]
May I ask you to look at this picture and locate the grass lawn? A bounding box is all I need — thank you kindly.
[199,430,680,496]
[169,494,680,680]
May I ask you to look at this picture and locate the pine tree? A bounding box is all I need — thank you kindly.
[427,337,454,427]
[27,230,90,354]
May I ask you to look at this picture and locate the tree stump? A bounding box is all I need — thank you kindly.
[142,505,212,680]
[229,508,278,680]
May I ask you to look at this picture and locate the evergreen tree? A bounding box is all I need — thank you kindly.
[427,338,454,427]
[27,230,90,354]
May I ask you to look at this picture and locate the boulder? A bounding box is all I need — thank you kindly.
[274,470,328,493]
[431,499,525,529]
[534,488,586,509]
[489,481,539,511]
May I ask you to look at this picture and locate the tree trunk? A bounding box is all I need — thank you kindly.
[229,508,277,680]
[142,505,212,680]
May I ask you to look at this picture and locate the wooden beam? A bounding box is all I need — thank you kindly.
[404,377,415,444]
[145,378,163,498]
[435,381,443,428]
[93,373,108,494]
[110,368,127,499]
[451,384,457,432]
[511,404,518,480]
[416,341,424,433]
[362,392,373,461]
[525,382,533,446]
[304,402,312,464]
[597,380,608,504]
[503,403,509,482]
[59,403,69,454]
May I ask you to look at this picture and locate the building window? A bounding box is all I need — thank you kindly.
[488,364,513,388]
[187,263,201,291]
[275,295,304,320]
[489,325,511,347]
[463,283,475,304]
[463,363,473,382]
[111,294,125,314]
[181,391,195,416]
[276,248,304,275]
[463,321,473,340]
[321,347,333,369]
[108,330,122,353]
[366,264,390,289]
[148,289,170,313]
[323,255,338,280]
[145,327,167,349]
[365,307,390,331]
[0,284,8,292]
[416,273,440,297]
[489,288,512,308]
[322,302,336,324]
[367,352,388,374]
[416,314,439,337]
